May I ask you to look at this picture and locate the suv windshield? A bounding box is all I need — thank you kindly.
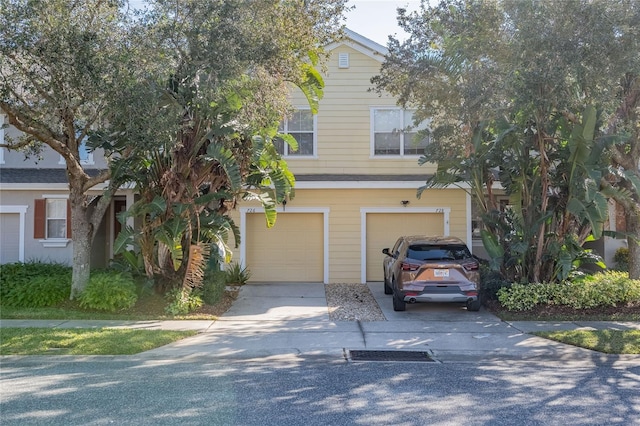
[407,244,471,261]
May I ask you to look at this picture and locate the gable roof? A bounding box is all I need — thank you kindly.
[325,28,388,62]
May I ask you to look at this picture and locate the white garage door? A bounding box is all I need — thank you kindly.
[0,213,20,264]
[366,213,445,281]
[246,213,324,282]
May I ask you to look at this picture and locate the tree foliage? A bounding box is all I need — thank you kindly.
[108,0,348,292]
[1,0,348,295]
[374,0,640,282]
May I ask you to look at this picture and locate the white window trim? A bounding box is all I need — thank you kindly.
[370,107,429,158]
[41,239,71,248]
[39,194,71,247]
[279,108,318,158]
[0,205,28,261]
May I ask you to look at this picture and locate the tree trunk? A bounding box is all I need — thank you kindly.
[70,225,92,299]
[533,128,550,283]
[69,186,93,299]
[67,185,112,299]
[627,209,640,280]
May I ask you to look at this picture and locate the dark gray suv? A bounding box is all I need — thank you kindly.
[382,236,481,312]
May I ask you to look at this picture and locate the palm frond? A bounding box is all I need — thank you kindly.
[182,242,210,289]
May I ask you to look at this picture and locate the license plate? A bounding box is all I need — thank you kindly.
[434,269,450,277]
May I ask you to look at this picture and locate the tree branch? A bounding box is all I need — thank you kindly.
[0,101,65,153]
[83,169,111,193]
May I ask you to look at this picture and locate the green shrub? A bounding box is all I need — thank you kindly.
[164,289,203,316]
[1,261,71,302]
[2,275,71,307]
[613,247,629,271]
[497,271,640,311]
[223,262,251,285]
[0,262,71,307]
[78,272,138,312]
[202,269,226,305]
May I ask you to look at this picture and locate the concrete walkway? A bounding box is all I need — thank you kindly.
[2,282,639,363]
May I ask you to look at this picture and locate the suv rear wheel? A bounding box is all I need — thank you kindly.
[392,289,406,311]
[466,298,481,312]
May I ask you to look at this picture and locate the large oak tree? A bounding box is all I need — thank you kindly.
[1,0,143,297]
[1,0,348,296]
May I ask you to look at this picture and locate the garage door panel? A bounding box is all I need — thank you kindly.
[0,214,20,264]
[366,213,444,281]
[246,213,323,282]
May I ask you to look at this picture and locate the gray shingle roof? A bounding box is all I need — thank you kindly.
[0,168,429,185]
[0,168,106,184]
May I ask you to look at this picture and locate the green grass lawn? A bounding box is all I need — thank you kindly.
[0,305,217,321]
[0,327,198,355]
[534,330,640,354]
[488,303,640,354]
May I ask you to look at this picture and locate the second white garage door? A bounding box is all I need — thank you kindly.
[0,213,20,264]
[365,212,445,281]
[245,213,324,282]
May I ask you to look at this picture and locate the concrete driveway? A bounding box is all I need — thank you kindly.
[139,281,637,364]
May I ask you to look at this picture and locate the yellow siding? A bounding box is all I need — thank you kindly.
[228,188,467,283]
[284,45,438,176]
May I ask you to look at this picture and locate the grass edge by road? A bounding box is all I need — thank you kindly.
[533,329,640,355]
[0,327,198,355]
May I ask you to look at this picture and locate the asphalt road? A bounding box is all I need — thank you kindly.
[1,356,639,425]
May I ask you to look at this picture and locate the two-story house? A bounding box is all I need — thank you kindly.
[224,29,471,284]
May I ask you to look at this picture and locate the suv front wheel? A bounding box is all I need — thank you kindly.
[383,270,392,295]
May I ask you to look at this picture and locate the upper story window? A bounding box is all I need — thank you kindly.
[274,109,316,157]
[59,132,94,165]
[371,108,430,156]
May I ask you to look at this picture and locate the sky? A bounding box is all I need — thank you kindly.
[127,0,422,47]
[345,0,421,45]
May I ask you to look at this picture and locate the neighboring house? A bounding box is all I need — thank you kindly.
[0,29,625,279]
[0,112,135,267]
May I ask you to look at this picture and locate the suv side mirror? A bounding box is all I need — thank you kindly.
[382,248,390,256]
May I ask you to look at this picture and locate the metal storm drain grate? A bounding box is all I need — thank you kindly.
[349,350,435,362]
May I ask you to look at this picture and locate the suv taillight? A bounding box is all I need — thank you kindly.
[401,261,420,272]
[462,261,479,271]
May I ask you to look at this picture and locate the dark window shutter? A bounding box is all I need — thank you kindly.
[66,200,72,238]
[34,199,45,239]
